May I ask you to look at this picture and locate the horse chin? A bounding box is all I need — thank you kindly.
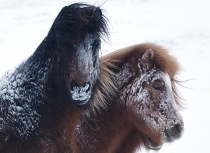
[72,99,90,108]
[145,136,162,150]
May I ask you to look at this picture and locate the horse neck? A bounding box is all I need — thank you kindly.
[90,59,142,141]
[0,39,52,138]
[74,63,139,153]
[74,104,133,153]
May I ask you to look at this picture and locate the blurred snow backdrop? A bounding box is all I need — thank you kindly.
[0,0,210,152]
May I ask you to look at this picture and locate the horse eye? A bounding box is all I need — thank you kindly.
[91,39,101,51]
[152,85,163,91]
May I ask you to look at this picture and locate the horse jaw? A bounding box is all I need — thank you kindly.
[145,136,162,150]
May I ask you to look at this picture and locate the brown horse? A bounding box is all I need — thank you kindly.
[72,43,184,153]
[0,3,108,153]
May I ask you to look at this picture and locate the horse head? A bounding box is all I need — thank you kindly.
[117,47,184,150]
[46,3,109,107]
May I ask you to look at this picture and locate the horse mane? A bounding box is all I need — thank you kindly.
[91,43,183,111]
[90,59,118,111]
[47,3,109,49]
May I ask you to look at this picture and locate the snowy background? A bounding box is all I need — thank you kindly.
[0,0,210,152]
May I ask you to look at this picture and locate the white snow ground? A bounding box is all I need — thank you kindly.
[0,0,210,152]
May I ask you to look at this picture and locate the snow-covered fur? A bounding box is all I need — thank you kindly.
[0,3,108,153]
[72,43,184,153]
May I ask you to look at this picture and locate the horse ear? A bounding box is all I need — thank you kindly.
[138,48,154,73]
[142,48,154,61]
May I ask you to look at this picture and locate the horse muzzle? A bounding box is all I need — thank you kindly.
[145,123,183,150]
[164,123,183,142]
[70,81,91,107]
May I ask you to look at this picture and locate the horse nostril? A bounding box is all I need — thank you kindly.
[164,124,182,142]
[70,81,78,90]
[175,124,181,134]
[70,81,91,92]
[82,82,91,92]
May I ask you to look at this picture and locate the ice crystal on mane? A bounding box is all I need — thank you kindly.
[0,54,51,138]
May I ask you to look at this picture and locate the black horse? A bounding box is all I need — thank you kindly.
[0,3,108,152]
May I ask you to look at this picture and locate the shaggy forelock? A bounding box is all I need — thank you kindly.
[47,3,109,49]
[149,44,184,109]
